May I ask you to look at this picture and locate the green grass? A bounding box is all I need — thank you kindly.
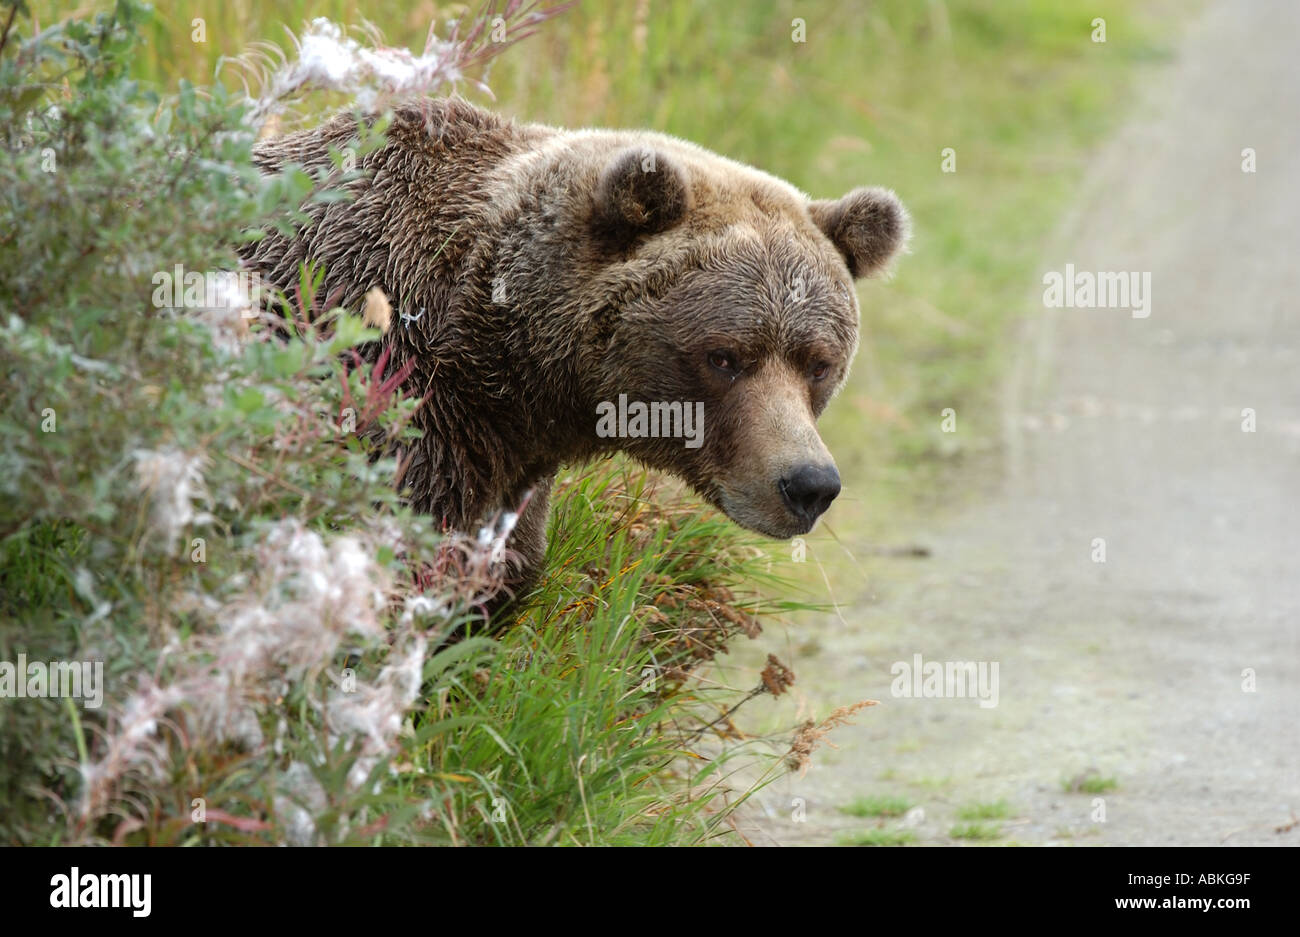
[950,822,1003,841]
[403,464,811,845]
[956,799,1013,820]
[1064,773,1120,794]
[838,828,917,847]
[840,795,913,818]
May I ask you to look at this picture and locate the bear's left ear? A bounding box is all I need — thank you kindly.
[593,147,691,247]
[808,187,910,278]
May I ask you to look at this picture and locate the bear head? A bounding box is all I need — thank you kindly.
[518,138,908,539]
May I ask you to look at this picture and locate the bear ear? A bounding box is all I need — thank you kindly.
[593,147,691,246]
[808,187,910,279]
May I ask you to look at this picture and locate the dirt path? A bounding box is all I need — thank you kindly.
[744,0,1299,846]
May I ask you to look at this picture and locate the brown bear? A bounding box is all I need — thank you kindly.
[242,98,908,600]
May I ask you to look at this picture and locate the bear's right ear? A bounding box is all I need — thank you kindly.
[809,187,910,279]
[592,147,691,247]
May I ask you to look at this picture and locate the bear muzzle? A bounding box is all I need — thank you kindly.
[709,363,844,538]
[714,448,841,538]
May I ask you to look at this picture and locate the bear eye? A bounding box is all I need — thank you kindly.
[810,361,832,381]
[708,350,740,374]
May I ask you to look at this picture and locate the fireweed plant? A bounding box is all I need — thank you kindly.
[0,0,850,845]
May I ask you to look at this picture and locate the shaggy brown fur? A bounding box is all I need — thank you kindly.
[242,98,908,600]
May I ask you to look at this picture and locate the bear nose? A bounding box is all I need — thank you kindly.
[779,463,841,526]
